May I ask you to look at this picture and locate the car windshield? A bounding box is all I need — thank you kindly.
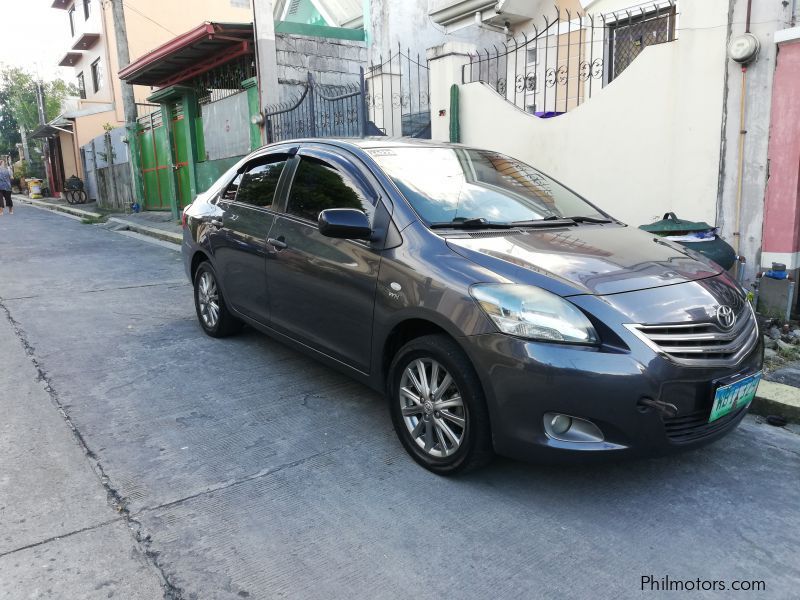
[368,147,607,226]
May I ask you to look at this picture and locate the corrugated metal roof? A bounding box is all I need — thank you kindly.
[118,22,253,87]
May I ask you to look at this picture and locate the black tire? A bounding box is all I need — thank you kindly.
[388,334,493,475]
[66,190,78,205]
[193,262,243,338]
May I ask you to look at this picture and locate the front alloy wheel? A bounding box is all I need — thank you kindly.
[399,358,466,458]
[389,334,493,474]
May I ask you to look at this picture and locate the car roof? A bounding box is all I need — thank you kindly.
[257,137,464,154]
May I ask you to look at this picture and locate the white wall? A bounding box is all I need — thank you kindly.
[454,0,732,229]
[60,0,111,103]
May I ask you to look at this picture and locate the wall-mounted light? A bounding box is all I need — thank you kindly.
[251,113,265,127]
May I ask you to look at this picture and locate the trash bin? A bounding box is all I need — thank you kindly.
[639,212,736,270]
[28,178,43,199]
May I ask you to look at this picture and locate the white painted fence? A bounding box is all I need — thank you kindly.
[429,0,731,229]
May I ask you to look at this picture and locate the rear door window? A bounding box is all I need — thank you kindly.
[234,157,288,209]
[220,173,242,202]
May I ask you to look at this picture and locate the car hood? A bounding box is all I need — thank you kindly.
[445,225,723,296]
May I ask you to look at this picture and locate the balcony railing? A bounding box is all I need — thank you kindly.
[462,1,678,117]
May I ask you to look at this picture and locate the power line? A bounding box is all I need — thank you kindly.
[121,0,177,37]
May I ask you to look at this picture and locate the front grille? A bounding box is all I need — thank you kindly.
[625,305,758,368]
[663,403,749,443]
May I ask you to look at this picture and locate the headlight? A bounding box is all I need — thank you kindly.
[470,284,599,345]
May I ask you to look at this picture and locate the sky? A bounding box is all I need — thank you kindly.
[0,1,72,81]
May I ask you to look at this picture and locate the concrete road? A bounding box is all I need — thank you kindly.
[1,204,799,600]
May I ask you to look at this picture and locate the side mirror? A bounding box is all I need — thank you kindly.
[318,208,372,240]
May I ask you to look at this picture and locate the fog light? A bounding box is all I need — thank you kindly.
[543,412,604,443]
[550,414,573,435]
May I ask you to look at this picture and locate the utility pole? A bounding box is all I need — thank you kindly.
[35,81,56,194]
[36,82,47,126]
[18,133,30,162]
[110,0,137,125]
[110,0,144,207]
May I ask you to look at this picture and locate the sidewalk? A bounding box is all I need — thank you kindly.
[11,193,800,424]
[14,194,182,244]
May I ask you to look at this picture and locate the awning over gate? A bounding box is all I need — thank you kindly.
[118,22,254,89]
[29,116,74,140]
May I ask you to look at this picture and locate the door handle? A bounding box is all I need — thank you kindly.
[268,237,288,250]
[209,219,223,229]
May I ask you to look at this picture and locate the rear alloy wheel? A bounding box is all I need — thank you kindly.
[389,334,493,474]
[193,262,242,338]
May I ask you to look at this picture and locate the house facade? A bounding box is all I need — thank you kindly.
[49,0,254,182]
[118,4,369,216]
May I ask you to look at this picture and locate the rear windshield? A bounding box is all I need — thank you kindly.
[368,147,606,225]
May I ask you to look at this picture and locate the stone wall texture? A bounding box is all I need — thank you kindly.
[275,34,368,104]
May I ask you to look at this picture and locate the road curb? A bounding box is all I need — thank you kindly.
[751,380,800,423]
[107,217,182,245]
[18,196,103,220]
[17,195,181,246]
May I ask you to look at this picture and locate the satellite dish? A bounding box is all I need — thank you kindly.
[728,33,760,64]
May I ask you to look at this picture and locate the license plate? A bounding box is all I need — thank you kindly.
[709,372,761,423]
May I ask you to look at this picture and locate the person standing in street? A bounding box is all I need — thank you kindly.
[0,160,13,215]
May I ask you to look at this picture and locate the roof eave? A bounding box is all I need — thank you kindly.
[119,22,216,81]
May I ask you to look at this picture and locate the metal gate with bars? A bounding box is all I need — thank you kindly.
[265,71,367,143]
[461,2,677,116]
[136,103,192,210]
[367,47,431,138]
[264,47,431,143]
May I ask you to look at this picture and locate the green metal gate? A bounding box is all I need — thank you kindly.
[137,108,172,210]
[170,104,191,209]
[137,102,192,210]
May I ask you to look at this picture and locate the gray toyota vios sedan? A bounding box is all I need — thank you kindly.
[182,138,763,474]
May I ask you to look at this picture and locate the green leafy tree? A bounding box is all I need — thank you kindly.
[0,84,21,157]
[0,67,77,158]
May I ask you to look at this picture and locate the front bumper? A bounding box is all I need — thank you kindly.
[462,332,763,463]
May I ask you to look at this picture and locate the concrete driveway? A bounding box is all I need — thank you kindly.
[1,204,798,599]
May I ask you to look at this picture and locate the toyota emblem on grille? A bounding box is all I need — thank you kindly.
[715,305,736,330]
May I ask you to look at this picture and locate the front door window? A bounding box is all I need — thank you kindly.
[235,160,287,209]
[286,157,373,224]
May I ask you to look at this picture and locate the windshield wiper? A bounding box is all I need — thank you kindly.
[431,215,613,230]
[543,215,614,224]
[511,218,577,227]
[430,217,515,230]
